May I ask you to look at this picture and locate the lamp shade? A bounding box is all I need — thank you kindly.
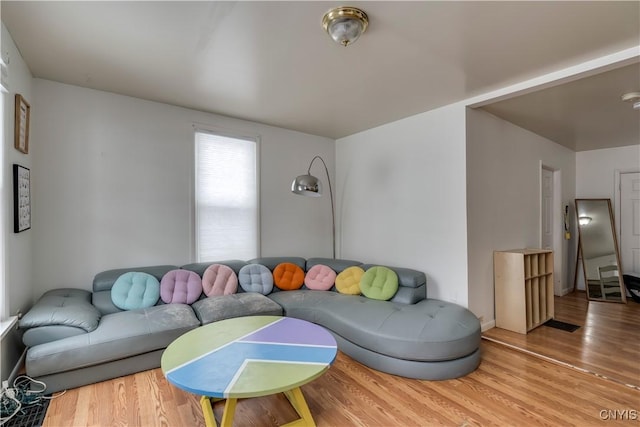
[322,7,368,47]
[291,174,322,197]
[325,17,364,46]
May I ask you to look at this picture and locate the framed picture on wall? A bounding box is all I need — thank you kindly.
[13,164,31,233]
[14,94,30,154]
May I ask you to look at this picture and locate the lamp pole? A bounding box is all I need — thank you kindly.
[306,156,335,259]
[292,156,336,259]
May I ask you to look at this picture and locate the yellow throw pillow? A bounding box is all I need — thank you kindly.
[335,266,365,295]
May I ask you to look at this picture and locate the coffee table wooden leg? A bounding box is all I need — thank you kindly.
[200,396,217,427]
[199,389,314,427]
[282,387,316,427]
[220,398,238,427]
[199,396,238,427]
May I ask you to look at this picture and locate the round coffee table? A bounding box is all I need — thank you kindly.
[161,315,337,427]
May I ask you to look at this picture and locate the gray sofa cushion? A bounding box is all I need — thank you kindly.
[191,293,283,325]
[306,258,363,273]
[93,289,170,316]
[93,265,178,292]
[248,256,306,271]
[390,284,426,305]
[26,304,200,377]
[19,288,101,334]
[22,325,89,347]
[180,260,248,278]
[92,290,123,315]
[268,290,480,362]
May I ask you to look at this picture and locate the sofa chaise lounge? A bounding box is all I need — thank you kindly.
[19,257,481,393]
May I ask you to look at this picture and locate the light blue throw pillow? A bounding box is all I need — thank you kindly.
[111,272,160,310]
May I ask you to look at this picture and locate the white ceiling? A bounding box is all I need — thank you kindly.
[2,1,639,147]
[481,63,640,152]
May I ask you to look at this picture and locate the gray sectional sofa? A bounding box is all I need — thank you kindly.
[19,257,481,393]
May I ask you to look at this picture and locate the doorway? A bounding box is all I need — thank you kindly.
[540,164,563,295]
[618,171,640,273]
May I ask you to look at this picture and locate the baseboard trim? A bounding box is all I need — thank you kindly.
[558,287,574,296]
[481,319,496,332]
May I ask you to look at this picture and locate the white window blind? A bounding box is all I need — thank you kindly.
[195,130,258,262]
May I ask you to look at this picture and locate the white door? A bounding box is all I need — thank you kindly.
[541,167,554,249]
[620,172,640,273]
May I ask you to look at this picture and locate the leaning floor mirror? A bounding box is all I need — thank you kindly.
[575,198,627,303]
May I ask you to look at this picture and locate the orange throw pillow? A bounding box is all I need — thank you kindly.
[273,262,305,291]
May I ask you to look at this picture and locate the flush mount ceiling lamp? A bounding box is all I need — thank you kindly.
[322,6,369,47]
[621,92,640,110]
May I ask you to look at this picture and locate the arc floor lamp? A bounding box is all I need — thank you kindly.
[291,156,336,259]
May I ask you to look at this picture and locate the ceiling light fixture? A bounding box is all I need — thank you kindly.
[579,216,592,226]
[322,6,369,47]
[621,92,640,110]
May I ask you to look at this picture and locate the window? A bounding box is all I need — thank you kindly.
[195,130,259,262]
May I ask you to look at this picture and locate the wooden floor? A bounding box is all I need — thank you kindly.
[483,291,640,389]
[43,339,639,426]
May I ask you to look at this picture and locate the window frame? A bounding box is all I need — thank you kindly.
[193,126,261,262]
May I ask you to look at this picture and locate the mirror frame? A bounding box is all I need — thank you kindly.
[575,198,627,303]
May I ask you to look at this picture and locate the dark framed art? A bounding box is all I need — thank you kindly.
[13,164,31,233]
[15,94,30,154]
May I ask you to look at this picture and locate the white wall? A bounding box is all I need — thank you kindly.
[1,22,33,383]
[466,108,576,326]
[336,103,469,306]
[2,24,33,316]
[32,79,334,295]
[576,145,640,199]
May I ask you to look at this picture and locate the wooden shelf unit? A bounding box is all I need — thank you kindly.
[494,249,554,334]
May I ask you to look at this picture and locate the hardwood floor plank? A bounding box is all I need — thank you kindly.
[475,359,615,426]
[42,294,639,426]
[42,341,640,426]
[483,291,640,388]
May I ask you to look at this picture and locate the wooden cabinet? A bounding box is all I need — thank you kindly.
[494,249,554,334]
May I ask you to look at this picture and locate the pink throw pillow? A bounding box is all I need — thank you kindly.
[304,264,337,291]
[202,264,238,296]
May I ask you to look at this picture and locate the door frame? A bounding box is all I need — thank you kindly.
[614,168,640,271]
[540,162,563,295]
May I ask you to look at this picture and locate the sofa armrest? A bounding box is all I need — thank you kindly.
[19,288,101,333]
